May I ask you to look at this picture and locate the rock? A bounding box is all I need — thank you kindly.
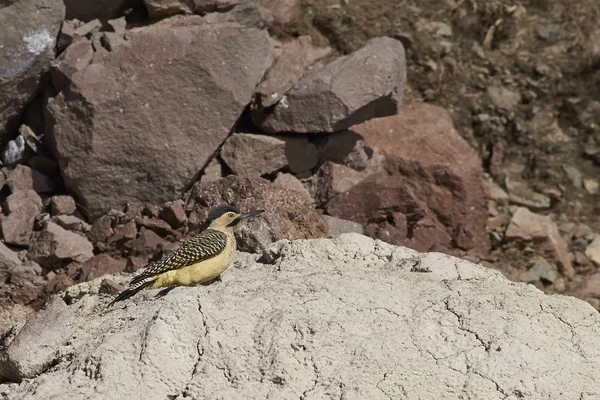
[259,0,302,27]
[505,177,551,209]
[1,191,43,247]
[46,18,271,219]
[63,0,140,21]
[486,86,521,111]
[100,31,127,51]
[202,2,265,28]
[0,0,65,144]
[107,220,138,248]
[0,304,34,336]
[200,158,223,184]
[135,217,172,237]
[50,38,94,92]
[314,162,368,205]
[284,137,318,173]
[187,175,328,251]
[1,135,26,166]
[585,235,600,267]
[49,196,77,216]
[3,190,43,214]
[6,165,56,194]
[256,37,406,133]
[0,242,23,285]
[314,130,372,171]
[253,36,330,110]
[2,235,600,398]
[486,179,509,202]
[273,173,312,202]
[28,222,94,269]
[144,0,192,19]
[52,215,91,233]
[88,215,114,245]
[519,258,558,283]
[322,215,363,237]
[159,200,187,229]
[573,273,600,301]
[79,254,127,282]
[99,278,125,295]
[563,165,583,189]
[220,133,288,177]
[129,228,165,260]
[505,207,574,277]
[57,20,77,53]
[9,263,43,288]
[583,178,599,194]
[349,102,489,254]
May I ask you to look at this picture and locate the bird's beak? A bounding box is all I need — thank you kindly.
[239,209,264,220]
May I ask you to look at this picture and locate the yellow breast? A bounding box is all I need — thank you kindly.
[151,236,236,289]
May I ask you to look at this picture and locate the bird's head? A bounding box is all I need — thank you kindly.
[206,205,264,230]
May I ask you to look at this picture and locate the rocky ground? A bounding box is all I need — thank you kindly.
[1,234,599,399]
[0,0,599,332]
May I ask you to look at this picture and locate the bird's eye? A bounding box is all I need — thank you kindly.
[228,213,235,218]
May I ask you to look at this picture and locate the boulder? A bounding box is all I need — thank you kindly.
[50,38,94,92]
[79,254,127,282]
[345,102,490,254]
[272,173,312,202]
[259,0,302,27]
[0,242,23,285]
[28,222,94,269]
[1,234,600,399]
[1,191,43,246]
[49,196,77,216]
[6,164,56,194]
[159,200,187,229]
[187,175,328,251]
[505,207,574,277]
[46,17,271,219]
[256,37,406,133]
[322,215,363,237]
[0,0,65,144]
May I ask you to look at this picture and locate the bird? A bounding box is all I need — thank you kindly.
[108,205,264,307]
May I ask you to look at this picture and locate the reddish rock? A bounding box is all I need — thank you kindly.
[130,228,165,260]
[256,37,406,133]
[28,222,94,269]
[1,191,43,246]
[107,220,138,248]
[572,273,600,300]
[79,254,127,282]
[50,38,94,92]
[188,176,328,251]
[273,173,312,203]
[0,0,65,144]
[46,17,271,219]
[159,200,187,229]
[99,278,125,295]
[253,36,330,110]
[46,273,74,294]
[88,215,114,244]
[322,215,364,237]
[505,207,575,278]
[333,102,490,254]
[135,217,173,237]
[50,196,77,216]
[126,256,149,273]
[259,0,302,27]
[6,165,56,194]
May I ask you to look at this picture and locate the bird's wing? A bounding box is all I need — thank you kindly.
[130,229,229,284]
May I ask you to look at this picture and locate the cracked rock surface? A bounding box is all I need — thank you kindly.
[1,233,600,399]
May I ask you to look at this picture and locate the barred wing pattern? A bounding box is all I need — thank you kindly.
[131,229,229,285]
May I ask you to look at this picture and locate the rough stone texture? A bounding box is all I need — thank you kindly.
[88,215,114,245]
[259,0,301,27]
[62,0,141,21]
[49,196,77,216]
[314,129,372,171]
[0,242,23,285]
[6,165,56,194]
[505,207,574,278]
[256,37,406,133]
[1,191,43,246]
[314,162,369,206]
[272,172,312,202]
[52,215,91,233]
[50,38,94,92]
[253,35,330,110]
[79,254,127,282]
[220,133,288,177]
[1,234,600,399]
[585,235,600,266]
[28,222,94,269]
[322,215,364,237]
[159,200,187,229]
[144,0,192,19]
[200,158,223,184]
[46,17,271,219]
[187,175,328,251]
[0,0,65,144]
[342,102,489,254]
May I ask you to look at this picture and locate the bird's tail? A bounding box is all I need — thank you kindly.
[107,278,155,308]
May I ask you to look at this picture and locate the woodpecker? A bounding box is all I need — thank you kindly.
[108,205,264,307]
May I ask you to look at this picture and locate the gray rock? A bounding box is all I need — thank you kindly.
[585,235,600,267]
[520,258,558,283]
[256,37,406,133]
[0,242,23,285]
[1,234,600,399]
[487,86,521,112]
[563,165,583,189]
[6,165,56,194]
[1,190,43,246]
[0,0,65,144]
[505,177,551,209]
[322,215,363,236]
[50,38,94,92]
[220,133,288,177]
[50,196,77,216]
[46,18,271,219]
[1,136,26,166]
[28,222,94,269]
[52,215,91,233]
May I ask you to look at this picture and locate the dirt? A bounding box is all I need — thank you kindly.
[274,0,600,294]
